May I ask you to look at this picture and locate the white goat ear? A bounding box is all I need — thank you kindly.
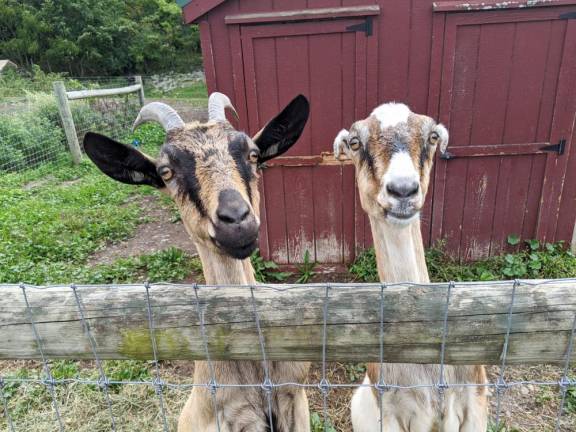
[333,129,350,159]
[431,124,449,155]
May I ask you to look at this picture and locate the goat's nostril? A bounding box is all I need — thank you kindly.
[387,182,419,198]
[217,204,250,224]
[216,189,251,225]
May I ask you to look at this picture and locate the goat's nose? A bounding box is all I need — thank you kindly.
[386,181,419,198]
[217,189,250,224]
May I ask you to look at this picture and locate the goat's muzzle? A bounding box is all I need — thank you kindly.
[212,189,259,259]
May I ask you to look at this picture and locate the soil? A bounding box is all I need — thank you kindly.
[88,194,196,266]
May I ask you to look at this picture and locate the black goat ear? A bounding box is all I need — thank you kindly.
[83,132,164,188]
[252,95,310,163]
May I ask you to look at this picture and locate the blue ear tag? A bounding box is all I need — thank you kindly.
[132,139,141,148]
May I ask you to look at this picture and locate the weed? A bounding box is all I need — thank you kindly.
[345,363,366,382]
[565,380,576,414]
[296,250,316,284]
[350,238,576,283]
[251,249,291,282]
[349,248,379,282]
[51,360,80,380]
[310,411,337,432]
[487,422,520,432]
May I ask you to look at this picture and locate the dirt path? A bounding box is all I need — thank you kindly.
[88,194,196,265]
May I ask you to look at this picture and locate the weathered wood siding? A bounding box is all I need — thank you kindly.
[187,0,576,263]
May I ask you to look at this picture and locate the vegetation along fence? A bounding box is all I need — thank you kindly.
[0,76,144,174]
[1,280,576,431]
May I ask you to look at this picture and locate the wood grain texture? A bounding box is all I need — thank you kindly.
[2,281,576,365]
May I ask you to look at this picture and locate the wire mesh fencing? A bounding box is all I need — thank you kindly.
[1,280,575,431]
[0,76,144,175]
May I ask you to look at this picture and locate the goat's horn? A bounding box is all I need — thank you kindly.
[208,92,239,122]
[132,102,185,132]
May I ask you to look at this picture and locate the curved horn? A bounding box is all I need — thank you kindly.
[132,102,184,132]
[208,92,239,122]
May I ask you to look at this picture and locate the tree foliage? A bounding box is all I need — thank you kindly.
[0,0,201,76]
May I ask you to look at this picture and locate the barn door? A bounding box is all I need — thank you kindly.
[430,5,576,260]
[233,8,379,267]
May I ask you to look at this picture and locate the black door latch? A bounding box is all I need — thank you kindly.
[540,139,566,155]
[346,17,373,36]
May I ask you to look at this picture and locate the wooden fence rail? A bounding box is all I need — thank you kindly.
[52,77,145,165]
[1,281,576,365]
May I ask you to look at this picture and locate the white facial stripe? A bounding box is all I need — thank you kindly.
[383,151,419,186]
[371,103,410,129]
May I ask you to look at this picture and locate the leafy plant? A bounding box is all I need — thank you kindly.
[487,422,520,432]
[251,250,291,283]
[349,248,379,282]
[350,237,576,283]
[296,250,316,284]
[345,363,366,382]
[310,411,336,432]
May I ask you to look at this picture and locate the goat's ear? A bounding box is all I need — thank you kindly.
[252,95,310,163]
[83,132,164,188]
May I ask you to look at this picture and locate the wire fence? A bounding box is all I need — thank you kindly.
[0,74,207,176]
[1,280,575,431]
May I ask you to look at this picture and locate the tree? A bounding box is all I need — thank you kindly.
[0,0,202,76]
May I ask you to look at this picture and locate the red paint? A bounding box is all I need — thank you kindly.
[182,0,576,263]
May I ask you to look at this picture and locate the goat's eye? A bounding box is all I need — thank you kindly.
[349,137,361,151]
[429,132,440,146]
[249,150,259,164]
[158,166,173,181]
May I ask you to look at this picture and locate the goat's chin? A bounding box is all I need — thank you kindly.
[212,237,258,260]
[385,211,420,227]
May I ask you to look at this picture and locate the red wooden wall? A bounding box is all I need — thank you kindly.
[183,0,576,265]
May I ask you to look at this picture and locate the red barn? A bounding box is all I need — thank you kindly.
[178,0,576,267]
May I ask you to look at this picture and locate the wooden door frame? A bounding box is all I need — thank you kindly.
[428,6,576,247]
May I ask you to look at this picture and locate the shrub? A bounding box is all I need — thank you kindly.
[0,103,66,172]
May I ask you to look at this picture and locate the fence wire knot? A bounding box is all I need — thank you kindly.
[436,381,449,394]
[97,376,111,390]
[261,378,274,394]
[375,381,390,394]
[42,376,58,388]
[208,378,219,395]
[495,377,509,395]
[559,376,575,389]
[153,377,166,395]
[318,378,330,394]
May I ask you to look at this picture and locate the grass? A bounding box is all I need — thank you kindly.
[146,81,208,103]
[0,122,202,285]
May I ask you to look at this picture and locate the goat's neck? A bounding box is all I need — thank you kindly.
[369,216,429,283]
[195,243,256,285]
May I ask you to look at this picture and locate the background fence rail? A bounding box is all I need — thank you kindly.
[2,280,576,364]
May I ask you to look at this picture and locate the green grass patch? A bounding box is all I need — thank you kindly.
[0,122,200,285]
[146,81,207,100]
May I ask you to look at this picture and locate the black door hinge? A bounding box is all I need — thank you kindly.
[559,11,576,19]
[540,139,566,155]
[346,17,373,36]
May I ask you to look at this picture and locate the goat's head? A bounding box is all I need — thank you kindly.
[334,103,448,226]
[84,93,309,259]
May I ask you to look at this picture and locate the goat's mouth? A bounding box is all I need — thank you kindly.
[211,234,259,260]
[384,209,420,225]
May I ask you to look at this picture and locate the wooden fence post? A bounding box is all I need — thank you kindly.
[53,81,82,165]
[134,75,145,107]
